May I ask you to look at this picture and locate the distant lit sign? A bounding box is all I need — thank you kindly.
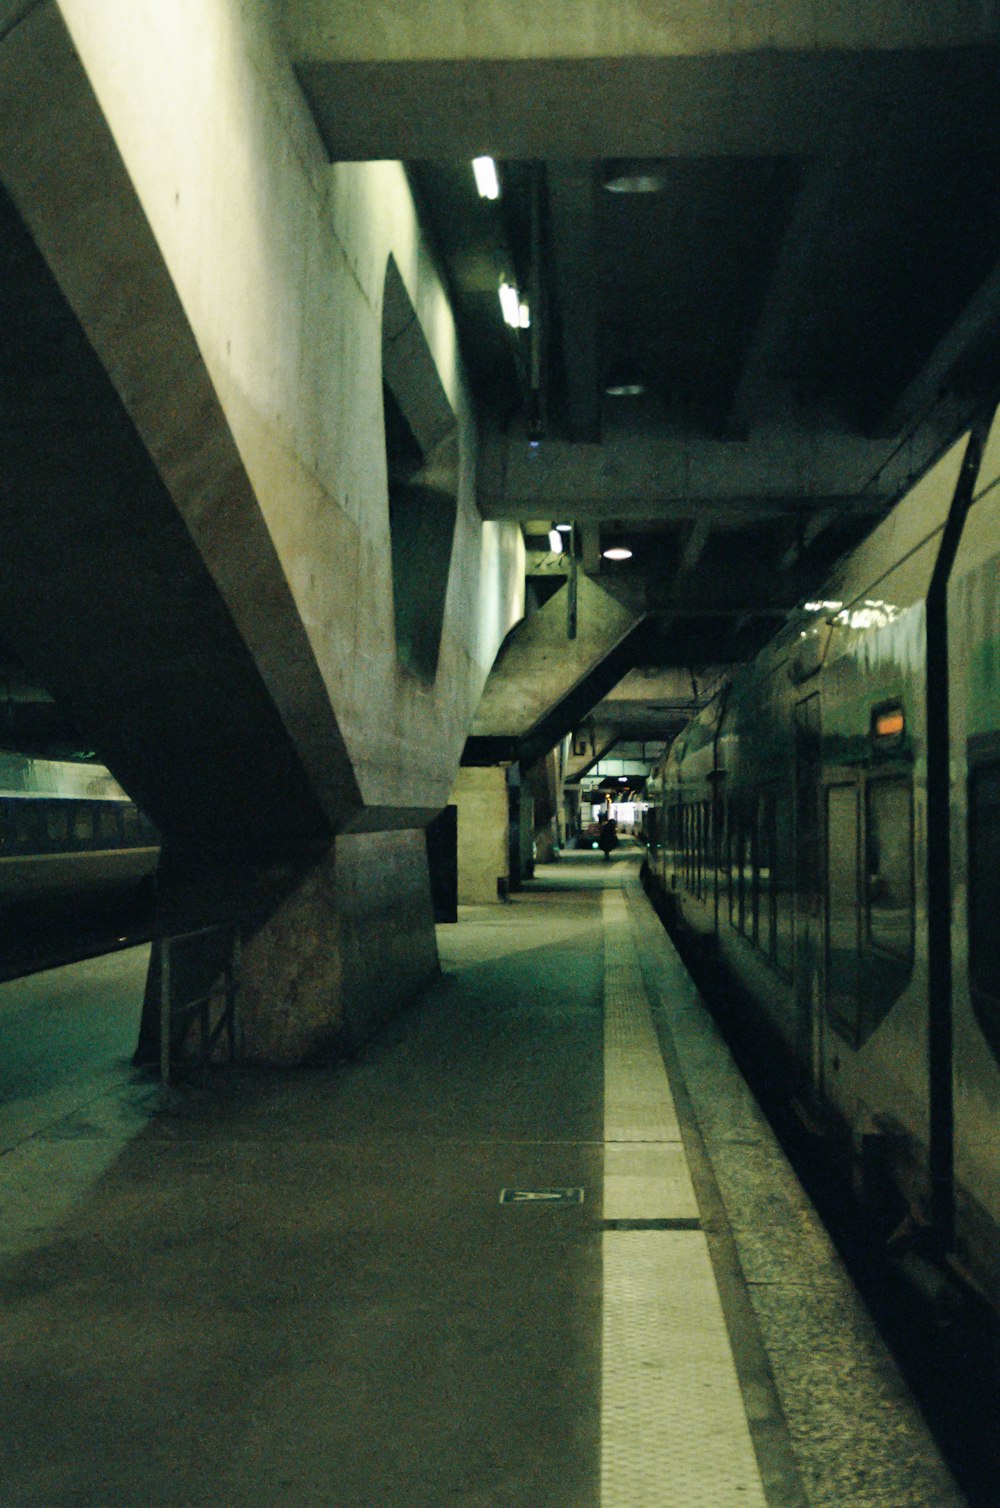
[871,704,905,747]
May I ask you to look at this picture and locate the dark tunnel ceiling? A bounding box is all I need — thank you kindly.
[406,126,1000,670]
[409,139,1000,443]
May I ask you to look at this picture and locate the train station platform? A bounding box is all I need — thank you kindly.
[0,850,964,1506]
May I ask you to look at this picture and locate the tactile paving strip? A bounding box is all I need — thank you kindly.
[601,890,767,1506]
[602,1231,768,1506]
[603,893,683,1147]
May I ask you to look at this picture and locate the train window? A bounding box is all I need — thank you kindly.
[733,814,748,928]
[97,805,119,845]
[865,780,914,963]
[74,807,94,844]
[47,805,69,846]
[701,800,712,901]
[13,801,36,848]
[774,795,793,977]
[826,784,861,1045]
[758,792,773,960]
[750,799,761,943]
[969,762,1000,1019]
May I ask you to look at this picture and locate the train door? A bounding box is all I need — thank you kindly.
[794,694,823,1084]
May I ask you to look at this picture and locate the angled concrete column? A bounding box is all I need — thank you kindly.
[0,2,523,1063]
[563,725,619,784]
[466,574,646,767]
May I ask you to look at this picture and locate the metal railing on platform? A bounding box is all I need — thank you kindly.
[158,924,241,1087]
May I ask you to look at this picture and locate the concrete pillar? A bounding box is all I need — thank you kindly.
[451,767,509,903]
[512,786,535,887]
[0,2,525,1065]
[239,831,438,1063]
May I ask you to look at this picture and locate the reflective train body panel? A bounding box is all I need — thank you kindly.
[645,413,1000,1311]
[0,752,159,903]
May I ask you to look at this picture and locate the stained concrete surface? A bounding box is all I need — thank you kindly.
[0,875,607,1506]
[0,851,964,1505]
[0,945,149,1154]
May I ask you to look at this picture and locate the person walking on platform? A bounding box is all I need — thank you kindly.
[598,815,619,862]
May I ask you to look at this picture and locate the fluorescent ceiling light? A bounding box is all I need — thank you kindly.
[605,378,645,397]
[556,523,572,533]
[602,546,633,561]
[499,281,521,328]
[518,300,530,329]
[548,528,563,553]
[472,156,500,200]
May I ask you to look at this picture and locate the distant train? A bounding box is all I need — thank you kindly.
[645,408,1000,1316]
[0,751,159,900]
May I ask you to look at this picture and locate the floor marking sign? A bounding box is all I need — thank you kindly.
[499,1187,585,1205]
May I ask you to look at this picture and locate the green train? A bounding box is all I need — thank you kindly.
[645,407,1000,1315]
[0,752,159,974]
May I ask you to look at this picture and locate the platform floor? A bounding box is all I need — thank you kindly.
[0,852,964,1505]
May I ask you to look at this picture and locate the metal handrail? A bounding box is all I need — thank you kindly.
[159,924,241,1086]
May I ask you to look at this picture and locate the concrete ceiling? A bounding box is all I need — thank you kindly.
[284,3,1000,668]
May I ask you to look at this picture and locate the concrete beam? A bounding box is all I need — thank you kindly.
[563,726,619,784]
[546,163,600,439]
[877,256,1000,437]
[284,3,1000,161]
[477,422,955,521]
[778,506,839,571]
[676,519,711,578]
[728,155,848,434]
[0,6,369,856]
[472,574,638,737]
[282,1,1000,62]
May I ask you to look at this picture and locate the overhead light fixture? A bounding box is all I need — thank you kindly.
[499,282,530,330]
[556,523,572,533]
[605,377,646,397]
[603,161,667,194]
[604,361,645,397]
[472,156,500,200]
[548,528,563,553]
[602,530,633,561]
[499,281,521,328]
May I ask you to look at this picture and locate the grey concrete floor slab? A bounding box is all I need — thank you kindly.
[0,871,608,1507]
[0,851,966,1505]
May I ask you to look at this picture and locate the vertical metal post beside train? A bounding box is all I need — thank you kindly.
[646,411,1000,1314]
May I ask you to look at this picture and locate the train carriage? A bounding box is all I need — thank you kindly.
[648,411,1000,1313]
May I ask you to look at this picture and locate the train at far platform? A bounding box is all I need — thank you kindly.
[644,406,1000,1318]
[0,751,159,974]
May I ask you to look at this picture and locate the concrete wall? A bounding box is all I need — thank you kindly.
[452,767,509,904]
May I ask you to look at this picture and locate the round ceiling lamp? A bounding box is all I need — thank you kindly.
[605,376,646,397]
[604,360,646,397]
[602,531,633,561]
[603,160,667,195]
